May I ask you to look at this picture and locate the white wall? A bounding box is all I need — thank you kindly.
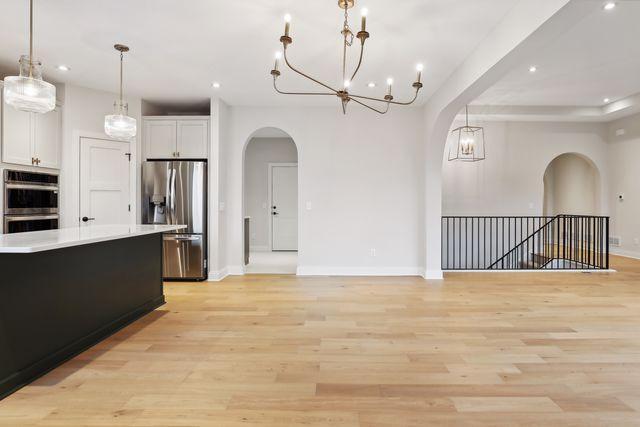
[608,112,640,258]
[244,137,297,250]
[543,153,598,216]
[60,84,142,227]
[209,98,231,277]
[215,106,425,277]
[442,120,609,216]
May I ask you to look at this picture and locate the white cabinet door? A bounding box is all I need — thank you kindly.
[144,120,177,159]
[33,107,61,169]
[177,120,208,158]
[2,103,33,167]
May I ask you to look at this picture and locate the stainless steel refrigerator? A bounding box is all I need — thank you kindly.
[142,160,207,280]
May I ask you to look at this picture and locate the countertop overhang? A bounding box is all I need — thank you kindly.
[0,224,186,254]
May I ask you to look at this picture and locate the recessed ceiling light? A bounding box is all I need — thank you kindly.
[604,2,616,10]
[603,98,611,103]
[367,82,376,88]
[529,65,537,73]
[57,65,70,71]
[212,82,221,89]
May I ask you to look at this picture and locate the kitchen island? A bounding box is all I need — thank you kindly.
[0,224,184,399]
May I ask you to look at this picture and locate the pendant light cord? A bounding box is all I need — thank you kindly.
[119,51,124,105]
[29,0,34,77]
[465,105,469,127]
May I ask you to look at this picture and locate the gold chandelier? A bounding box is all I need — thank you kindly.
[270,0,423,114]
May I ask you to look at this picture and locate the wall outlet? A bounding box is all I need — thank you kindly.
[370,248,377,257]
[616,128,626,137]
[262,202,267,209]
[634,238,640,247]
[219,202,226,212]
[306,201,312,211]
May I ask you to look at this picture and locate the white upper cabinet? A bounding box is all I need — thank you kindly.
[2,101,33,166]
[1,98,61,169]
[144,120,177,159]
[33,107,61,169]
[177,120,208,158]
[143,117,209,160]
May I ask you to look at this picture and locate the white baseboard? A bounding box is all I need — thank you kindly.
[611,248,640,260]
[296,266,425,277]
[207,267,229,282]
[227,265,245,275]
[423,269,444,280]
[250,245,270,252]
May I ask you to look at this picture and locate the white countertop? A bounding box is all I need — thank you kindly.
[0,224,186,254]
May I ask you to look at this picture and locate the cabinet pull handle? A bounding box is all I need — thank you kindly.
[176,152,180,157]
[31,157,35,165]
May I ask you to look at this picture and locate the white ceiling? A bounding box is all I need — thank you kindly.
[0,0,518,108]
[475,1,640,109]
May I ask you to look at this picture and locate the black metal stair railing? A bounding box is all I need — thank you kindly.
[441,215,609,270]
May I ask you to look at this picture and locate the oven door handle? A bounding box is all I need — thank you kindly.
[4,214,60,222]
[5,183,59,191]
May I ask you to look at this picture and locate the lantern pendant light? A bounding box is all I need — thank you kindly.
[448,106,486,162]
[104,44,137,141]
[3,0,56,114]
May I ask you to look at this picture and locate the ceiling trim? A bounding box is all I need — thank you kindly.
[464,92,640,123]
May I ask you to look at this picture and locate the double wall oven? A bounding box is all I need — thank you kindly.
[3,169,59,234]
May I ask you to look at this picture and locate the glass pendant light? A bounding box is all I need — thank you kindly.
[448,106,486,162]
[3,0,56,114]
[104,44,137,141]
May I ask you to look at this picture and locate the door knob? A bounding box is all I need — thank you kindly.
[82,216,96,222]
[272,212,279,216]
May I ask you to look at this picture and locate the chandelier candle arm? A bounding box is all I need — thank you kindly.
[349,87,420,106]
[349,42,366,83]
[272,79,335,96]
[350,97,390,114]
[282,48,340,93]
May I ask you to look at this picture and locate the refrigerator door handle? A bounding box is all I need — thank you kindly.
[164,166,173,224]
[169,168,177,224]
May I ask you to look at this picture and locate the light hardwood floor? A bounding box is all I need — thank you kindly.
[2,256,640,426]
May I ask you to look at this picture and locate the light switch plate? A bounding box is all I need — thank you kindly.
[306,202,312,211]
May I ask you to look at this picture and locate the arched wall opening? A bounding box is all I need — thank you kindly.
[242,127,299,274]
[543,153,601,216]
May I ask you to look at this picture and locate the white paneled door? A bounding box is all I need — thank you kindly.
[271,164,298,251]
[80,137,131,226]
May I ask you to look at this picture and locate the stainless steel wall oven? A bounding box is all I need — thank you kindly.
[3,169,59,234]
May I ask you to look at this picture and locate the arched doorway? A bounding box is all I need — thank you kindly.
[543,153,600,216]
[242,127,299,274]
